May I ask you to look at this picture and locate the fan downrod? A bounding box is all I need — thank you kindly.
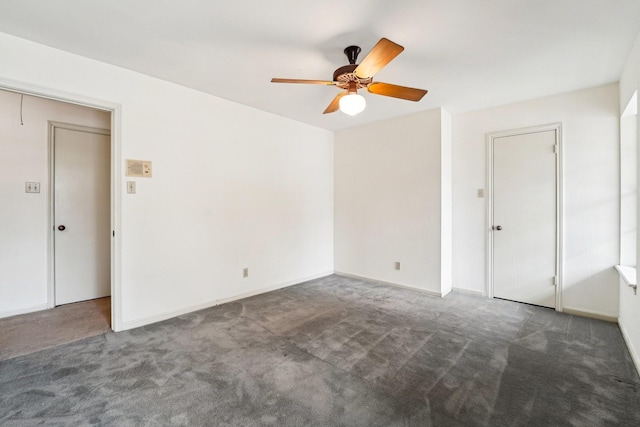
[332,45,370,86]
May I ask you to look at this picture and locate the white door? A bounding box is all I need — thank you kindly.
[54,125,111,305]
[492,129,558,308]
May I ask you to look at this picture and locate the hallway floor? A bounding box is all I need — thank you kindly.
[0,297,110,361]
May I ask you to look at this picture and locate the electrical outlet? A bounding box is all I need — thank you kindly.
[395,262,400,270]
[25,182,40,193]
[243,267,249,278]
[477,189,484,198]
[127,181,136,194]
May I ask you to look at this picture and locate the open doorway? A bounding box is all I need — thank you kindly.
[0,88,115,355]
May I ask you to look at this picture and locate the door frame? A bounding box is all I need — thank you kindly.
[485,122,564,311]
[0,78,123,331]
[48,121,111,306]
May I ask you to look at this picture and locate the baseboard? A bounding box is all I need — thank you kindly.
[121,270,334,331]
[0,303,50,319]
[618,318,640,378]
[334,271,442,297]
[121,298,220,330]
[562,306,618,323]
[216,270,334,306]
[452,287,487,297]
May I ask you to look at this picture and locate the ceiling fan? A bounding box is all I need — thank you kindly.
[271,38,428,116]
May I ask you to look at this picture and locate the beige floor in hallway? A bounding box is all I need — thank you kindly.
[0,297,111,361]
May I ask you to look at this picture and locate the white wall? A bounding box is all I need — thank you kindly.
[0,91,110,316]
[453,83,620,317]
[334,109,448,295]
[619,29,640,374]
[0,32,334,329]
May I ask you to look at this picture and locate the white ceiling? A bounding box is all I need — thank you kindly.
[1,0,639,131]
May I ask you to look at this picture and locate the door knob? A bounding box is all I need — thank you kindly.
[58,225,66,231]
[493,225,502,231]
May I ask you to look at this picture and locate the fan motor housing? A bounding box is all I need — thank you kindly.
[332,64,356,81]
[333,64,372,90]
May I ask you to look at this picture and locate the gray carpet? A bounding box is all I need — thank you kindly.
[1,275,639,426]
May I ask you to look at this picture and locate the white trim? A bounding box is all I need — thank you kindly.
[0,78,122,332]
[619,318,640,378]
[50,121,110,136]
[0,77,119,111]
[557,123,565,311]
[0,303,50,319]
[121,271,334,331]
[452,287,487,297]
[615,265,637,286]
[485,135,494,298]
[334,271,443,297]
[47,126,55,310]
[486,123,564,311]
[562,306,618,323]
[111,106,123,331]
[216,270,333,304]
[121,298,220,331]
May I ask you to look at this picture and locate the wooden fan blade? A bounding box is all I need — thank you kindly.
[323,92,346,114]
[271,78,335,85]
[367,82,428,102]
[354,38,404,79]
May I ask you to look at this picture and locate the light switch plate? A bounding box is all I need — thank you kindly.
[25,182,40,193]
[127,181,136,194]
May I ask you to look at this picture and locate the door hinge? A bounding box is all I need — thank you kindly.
[553,144,559,155]
[553,276,558,286]
[112,230,115,237]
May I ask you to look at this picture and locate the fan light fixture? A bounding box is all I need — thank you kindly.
[339,93,366,116]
